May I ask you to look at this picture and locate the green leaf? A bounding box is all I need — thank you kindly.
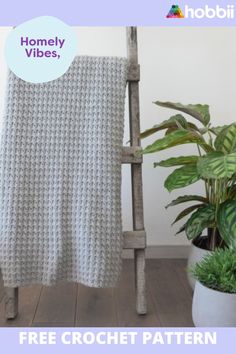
[217,200,236,249]
[165,126,178,135]
[197,151,236,179]
[140,114,187,139]
[214,123,236,154]
[164,165,200,192]
[154,155,198,168]
[198,127,208,135]
[154,101,210,126]
[142,129,212,155]
[210,125,230,136]
[166,195,208,209]
[140,113,201,139]
[165,122,199,136]
[228,184,236,199]
[172,204,205,225]
[176,224,186,235]
[185,204,215,240]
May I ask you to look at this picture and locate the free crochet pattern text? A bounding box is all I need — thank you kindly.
[20,36,65,59]
[19,330,217,345]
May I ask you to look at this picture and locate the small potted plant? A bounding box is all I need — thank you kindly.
[192,246,236,327]
[140,101,236,288]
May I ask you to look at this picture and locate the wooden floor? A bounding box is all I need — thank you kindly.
[0,259,194,327]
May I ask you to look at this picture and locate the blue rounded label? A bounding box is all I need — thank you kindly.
[5,16,78,83]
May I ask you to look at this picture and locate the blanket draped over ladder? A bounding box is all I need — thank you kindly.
[0,56,127,288]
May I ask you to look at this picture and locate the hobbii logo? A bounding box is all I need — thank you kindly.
[186,4,234,19]
[166,4,235,19]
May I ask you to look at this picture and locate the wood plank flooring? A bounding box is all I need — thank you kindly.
[0,259,194,327]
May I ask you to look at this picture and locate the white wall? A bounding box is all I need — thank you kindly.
[0,27,236,246]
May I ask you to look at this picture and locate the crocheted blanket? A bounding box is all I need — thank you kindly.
[0,56,127,288]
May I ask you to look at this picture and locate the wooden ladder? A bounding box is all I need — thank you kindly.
[4,26,147,319]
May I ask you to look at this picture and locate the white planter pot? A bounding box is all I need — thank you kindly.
[187,241,211,290]
[192,281,236,327]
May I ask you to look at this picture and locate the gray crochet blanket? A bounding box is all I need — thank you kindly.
[0,56,127,288]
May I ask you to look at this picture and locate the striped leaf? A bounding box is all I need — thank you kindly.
[142,129,212,155]
[154,155,198,168]
[197,151,236,179]
[217,200,236,249]
[210,125,230,136]
[199,126,228,136]
[214,123,236,154]
[164,165,200,192]
[166,195,208,209]
[172,204,205,225]
[185,204,215,240]
[165,122,199,136]
[165,126,178,135]
[228,184,236,198]
[154,101,210,126]
[140,114,187,139]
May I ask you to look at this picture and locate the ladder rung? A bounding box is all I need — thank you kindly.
[127,63,140,82]
[122,146,142,164]
[123,230,146,249]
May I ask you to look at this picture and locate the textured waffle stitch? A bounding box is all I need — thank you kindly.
[0,56,128,288]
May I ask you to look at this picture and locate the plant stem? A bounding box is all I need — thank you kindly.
[207,130,213,147]
[209,227,217,251]
[197,144,202,157]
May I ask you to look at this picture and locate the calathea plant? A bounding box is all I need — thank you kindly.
[141,101,236,251]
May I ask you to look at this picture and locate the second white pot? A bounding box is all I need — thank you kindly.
[192,281,236,327]
[187,240,211,290]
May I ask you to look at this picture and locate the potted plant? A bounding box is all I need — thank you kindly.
[140,101,236,288]
[191,246,236,326]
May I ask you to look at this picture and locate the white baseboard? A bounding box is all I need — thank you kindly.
[122,245,190,259]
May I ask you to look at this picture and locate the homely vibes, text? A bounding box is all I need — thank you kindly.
[20,37,65,58]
